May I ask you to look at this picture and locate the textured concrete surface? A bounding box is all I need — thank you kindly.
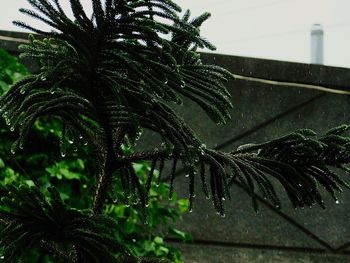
[137,54,350,261]
[164,56,350,261]
[171,244,350,263]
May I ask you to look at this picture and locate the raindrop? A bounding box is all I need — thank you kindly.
[184,174,189,178]
[189,208,193,213]
[68,139,74,144]
[206,196,210,200]
[222,197,226,201]
[20,88,26,94]
[125,204,130,207]
[41,76,46,81]
[73,146,78,152]
[79,134,83,139]
[163,78,168,85]
[132,239,136,243]
[83,141,88,146]
[0,255,4,259]
[180,80,185,88]
[237,143,256,151]
[145,203,149,208]
[50,90,55,95]
[113,198,118,204]
[61,151,66,157]
[221,213,226,218]
[10,126,14,132]
[19,142,24,150]
[335,200,340,204]
[135,132,142,141]
[10,144,16,155]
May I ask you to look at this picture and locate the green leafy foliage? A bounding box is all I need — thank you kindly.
[0,0,235,216]
[105,161,191,262]
[0,49,28,93]
[0,49,190,262]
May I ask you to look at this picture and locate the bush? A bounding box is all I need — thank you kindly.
[0,48,190,262]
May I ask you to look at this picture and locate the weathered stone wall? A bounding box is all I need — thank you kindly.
[162,54,350,263]
[135,53,350,262]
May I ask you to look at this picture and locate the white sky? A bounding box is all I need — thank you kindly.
[1,0,350,68]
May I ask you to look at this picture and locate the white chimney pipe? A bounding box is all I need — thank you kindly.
[311,23,324,64]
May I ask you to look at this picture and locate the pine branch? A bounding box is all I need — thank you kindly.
[0,185,130,263]
[92,126,125,214]
[201,126,350,214]
[119,148,172,163]
[116,126,350,216]
[1,1,234,203]
[40,240,73,262]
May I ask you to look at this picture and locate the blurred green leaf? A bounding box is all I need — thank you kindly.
[0,158,5,168]
[154,236,163,245]
[178,199,190,213]
[45,160,84,180]
[168,227,193,242]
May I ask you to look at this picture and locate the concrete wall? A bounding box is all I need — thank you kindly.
[162,54,350,263]
[2,30,350,262]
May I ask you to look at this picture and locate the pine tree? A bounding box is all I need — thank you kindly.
[1,0,350,262]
